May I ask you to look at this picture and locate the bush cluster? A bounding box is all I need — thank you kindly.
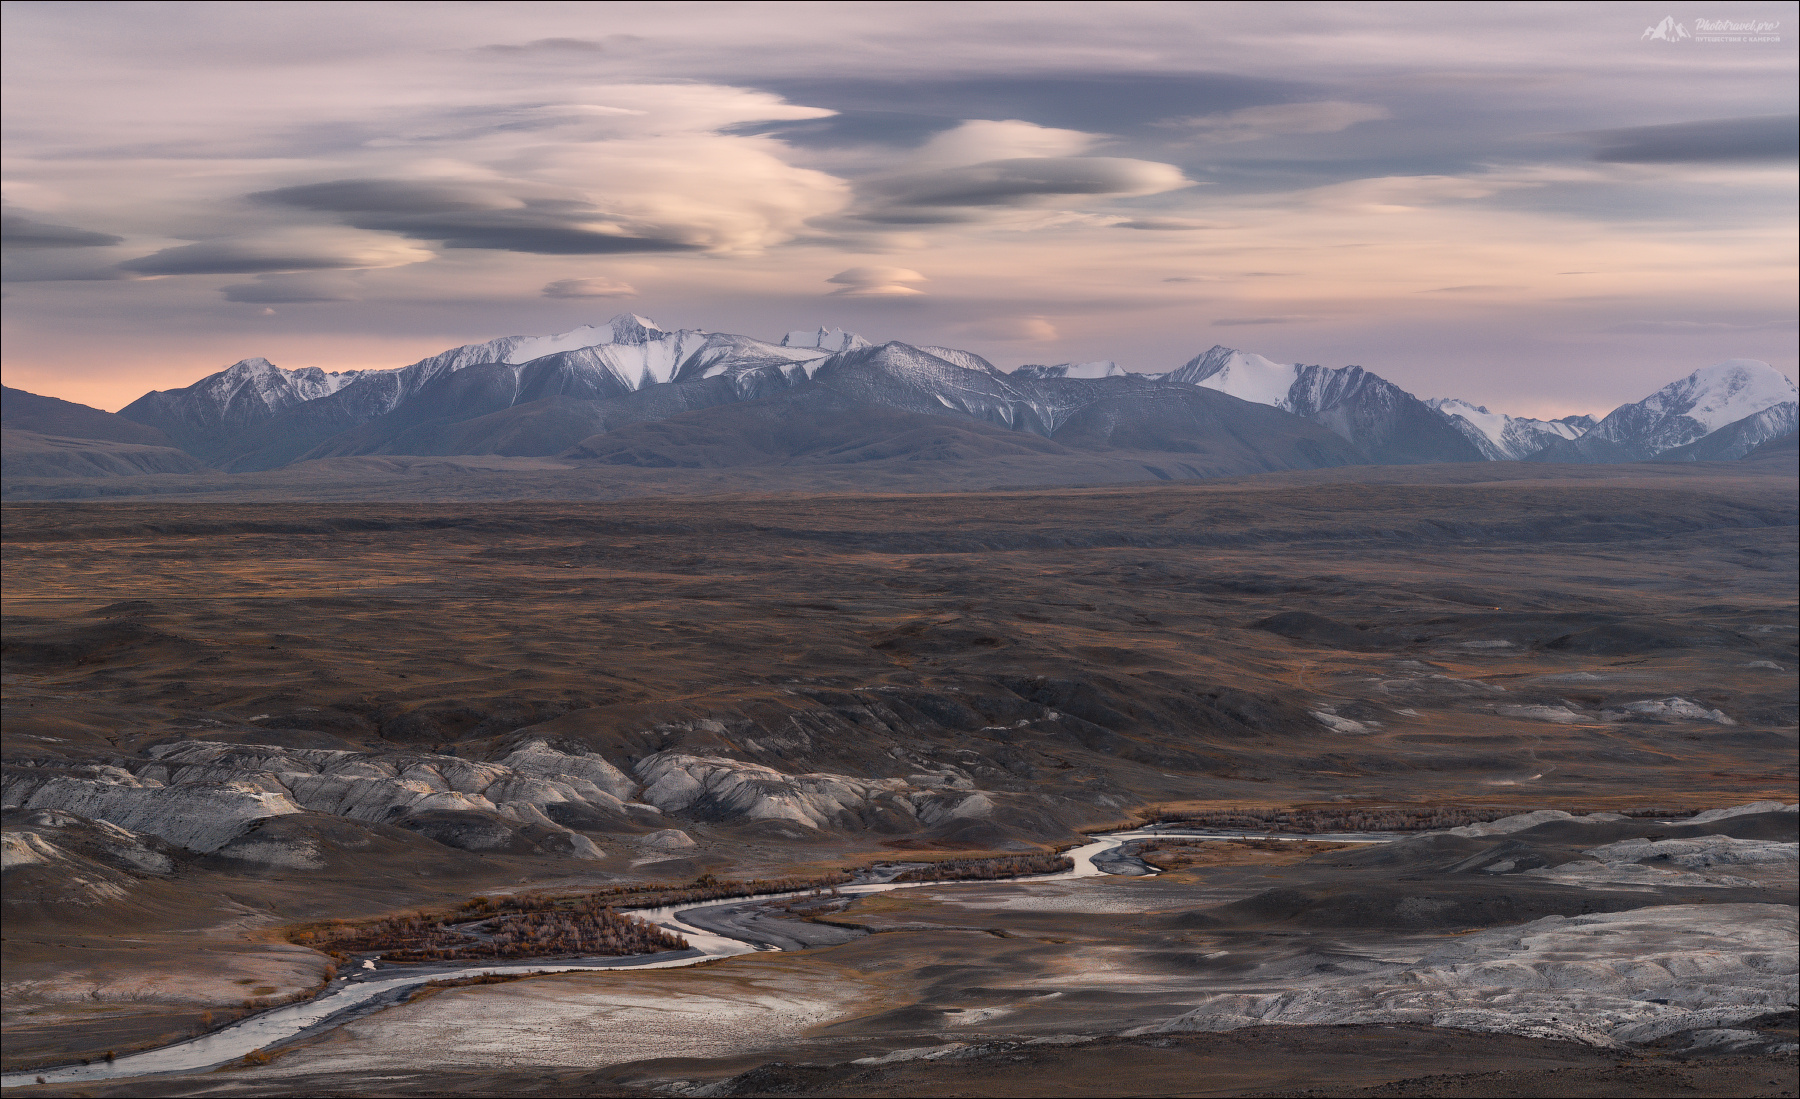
[1129,837,1339,870]
[457,870,855,918]
[1133,805,1697,833]
[890,853,1073,882]
[288,871,864,964]
[292,903,686,963]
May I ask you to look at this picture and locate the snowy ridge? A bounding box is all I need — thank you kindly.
[690,332,836,383]
[115,357,365,454]
[503,314,667,363]
[1163,346,1485,463]
[347,317,705,417]
[543,329,715,390]
[1168,346,1302,408]
[816,341,1126,436]
[918,345,1002,374]
[1428,398,1593,461]
[1536,359,1798,462]
[1636,359,1798,434]
[113,322,1795,473]
[782,326,870,353]
[1013,360,1128,380]
[155,357,361,414]
[408,319,838,399]
[1655,401,1798,461]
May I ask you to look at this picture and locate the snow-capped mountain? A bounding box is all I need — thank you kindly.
[814,342,1078,434]
[1653,401,1799,461]
[295,314,807,424]
[107,318,1794,478]
[1167,346,1486,464]
[1165,348,1299,407]
[1527,359,1798,463]
[1426,398,1594,461]
[917,346,1002,373]
[124,316,842,471]
[1013,361,1129,380]
[118,357,361,458]
[279,329,1361,475]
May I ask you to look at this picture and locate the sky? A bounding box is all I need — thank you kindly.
[2,2,1796,417]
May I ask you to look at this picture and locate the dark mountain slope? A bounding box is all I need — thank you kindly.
[1286,365,1484,464]
[1166,347,1485,464]
[1654,405,1799,462]
[2,386,175,447]
[1048,385,1368,474]
[1,430,208,478]
[117,358,363,460]
[562,385,1073,468]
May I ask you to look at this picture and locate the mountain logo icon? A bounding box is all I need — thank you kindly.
[1641,16,1691,41]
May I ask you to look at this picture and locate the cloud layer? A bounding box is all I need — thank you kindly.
[1,3,1793,416]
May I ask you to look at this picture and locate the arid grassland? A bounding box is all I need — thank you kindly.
[4,460,1794,1096]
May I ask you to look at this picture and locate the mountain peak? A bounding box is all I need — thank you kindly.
[1428,395,1591,459]
[781,326,869,353]
[1643,358,1796,433]
[493,315,674,365]
[917,345,1000,373]
[1538,357,1797,462]
[604,313,667,345]
[1175,345,1240,378]
[1168,346,1300,407]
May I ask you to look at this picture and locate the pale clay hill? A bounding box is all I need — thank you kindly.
[2,736,1010,861]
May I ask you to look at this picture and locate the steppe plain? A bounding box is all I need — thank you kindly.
[2,456,1797,1096]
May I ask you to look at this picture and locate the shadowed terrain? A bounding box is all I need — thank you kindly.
[3,461,1795,1094]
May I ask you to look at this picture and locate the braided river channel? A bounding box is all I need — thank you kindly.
[2,828,1393,1088]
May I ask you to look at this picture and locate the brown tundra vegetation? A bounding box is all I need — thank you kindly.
[294,902,687,963]
[889,853,1074,881]
[1138,804,1703,833]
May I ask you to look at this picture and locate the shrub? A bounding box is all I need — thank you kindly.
[890,853,1073,882]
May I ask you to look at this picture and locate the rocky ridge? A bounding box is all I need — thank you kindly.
[1,736,1016,864]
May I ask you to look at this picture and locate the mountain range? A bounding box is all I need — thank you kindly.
[1524,359,1798,464]
[4,314,1795,488]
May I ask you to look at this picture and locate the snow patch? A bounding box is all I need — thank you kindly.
[1013,360,1128,380]
[1176,346,1302,408]
[501,314,669,363]
[1428,397,1590,460]
[782,327,870,353]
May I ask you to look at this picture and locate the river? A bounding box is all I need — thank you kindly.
[0,828,1391,1087]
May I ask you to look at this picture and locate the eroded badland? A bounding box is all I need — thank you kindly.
[3,462,1796,1096]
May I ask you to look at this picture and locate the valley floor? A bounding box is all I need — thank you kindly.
[3,463,1795,1095]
